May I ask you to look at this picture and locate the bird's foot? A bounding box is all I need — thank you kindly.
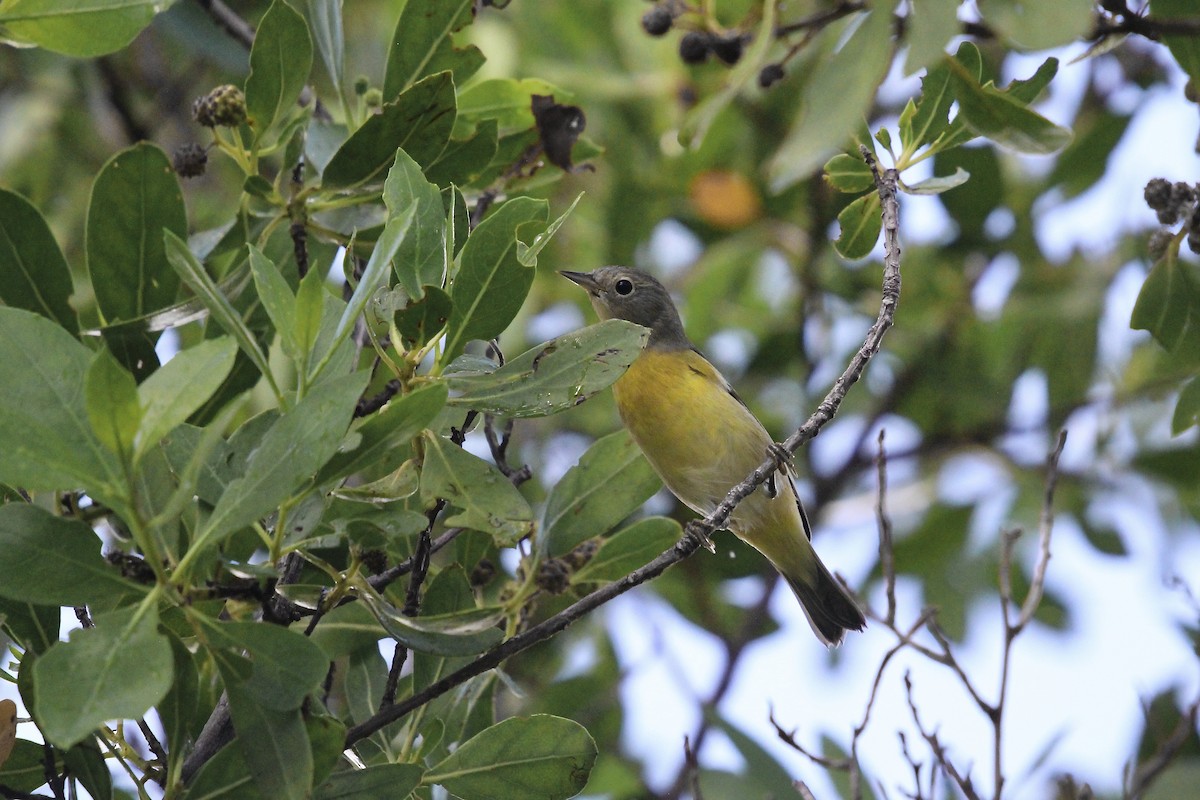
[682,521,717,554]
[765,442,794,498]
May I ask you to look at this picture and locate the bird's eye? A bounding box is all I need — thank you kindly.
[614,279,634,296]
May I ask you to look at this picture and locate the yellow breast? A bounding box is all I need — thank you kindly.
[613,348,779,522]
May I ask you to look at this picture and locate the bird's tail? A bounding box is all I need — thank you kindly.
[782,559,866,647]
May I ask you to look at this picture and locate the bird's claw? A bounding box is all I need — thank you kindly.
[765,442,794,499]
[682,521,717,554]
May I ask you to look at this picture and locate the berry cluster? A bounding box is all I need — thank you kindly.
[1145,177,1200,256]
[641,2,788,87]
[641,2,749,68]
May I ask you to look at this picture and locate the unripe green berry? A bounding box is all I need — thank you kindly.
[192,84,247,128]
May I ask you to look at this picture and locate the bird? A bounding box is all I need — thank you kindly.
[561,266,865,646]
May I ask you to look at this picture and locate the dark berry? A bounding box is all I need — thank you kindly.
[642,5,672,36]
[710,33,744,65]
[172,143,208,178]
[759,63,786,88]
[679,31,711,64]
[1144,178,1171,211]
[1158,181,1198,225]
[535,557,571,595]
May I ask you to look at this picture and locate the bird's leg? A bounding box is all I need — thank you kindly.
[681,521,717,554]
[764,442,794,498]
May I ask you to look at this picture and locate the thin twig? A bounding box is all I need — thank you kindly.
[904,672,983,800]
[876,428,896,626]
[1016,430,1068,631]
[1127,692,1200,799]
[191,0,255,49]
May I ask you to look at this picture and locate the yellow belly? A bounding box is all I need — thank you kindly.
[612,349,786,527]
[613,346,820,587]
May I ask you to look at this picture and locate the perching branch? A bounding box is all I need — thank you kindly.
[343,150,903,748]
[191,0,255,49]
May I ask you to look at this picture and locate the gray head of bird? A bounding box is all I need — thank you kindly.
[559,266,690,349]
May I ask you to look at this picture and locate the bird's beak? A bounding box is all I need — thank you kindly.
[558,270,602,294]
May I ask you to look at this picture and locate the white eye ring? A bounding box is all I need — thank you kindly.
[614,278,634,296]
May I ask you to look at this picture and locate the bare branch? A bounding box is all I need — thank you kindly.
[904,672,983,800]
[1127,692,1200,800]
[876,428,897,626]
[1016,430,1068,632]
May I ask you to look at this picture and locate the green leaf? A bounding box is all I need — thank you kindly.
[63,741,112,800]
[902,167,970,195]
[833,192,883,260]
[905,60,954,153]
[294,263,326,367]
[571,517,682,584]
[224,682,312,800]
[245,0,313,139]
[767,5,896,192]
[983,0,1094,51]
[85,347,142,462]
[135,338,237,463]
[205,620,329,710]
[383,147,446,298]
[542,430,662,557]
[945,57,1072,155]
[32,602,172,749]
[316,381,448,484]
[393,285,454,346]
[0,739,62,794]
[304,0,344,101]
[1047,110,1131,199]
[420,431,534,545]
[455,78,561,137]
[323,72,457,188]
[248,245,301,361]
[700,715,804,800]
[0,0,170,57]
[0,504,143,606]
[1173,376,1200,434]
[158,633,201,759]
[423,715,597,800]
[383,0,475,98]
[1154,0,1200,88]
[183,371,369,571]
[0,596,59,652]
[425,120,500,188]
[181,740,261,800]
[355,581,504,656]
[1132,253,1200,353]
[87,142,187,324]
[0,309,121,495]
[442,196,548,363]
[517,192,581,267]
[904,0,961,75]
[823,153,875,193]
[446,319,648,418]
[0,188,78,334]
[316,764,425,799]
[313,202,417,384]
[163,231,276,392]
